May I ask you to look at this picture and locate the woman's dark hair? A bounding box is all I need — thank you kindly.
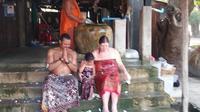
[99,35,109,44]
[84,52,94,61]
[60,33,71,41]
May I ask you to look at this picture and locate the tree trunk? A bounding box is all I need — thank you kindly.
[169,0,194,14]
[179,0,189,111]
[168,0,179,6]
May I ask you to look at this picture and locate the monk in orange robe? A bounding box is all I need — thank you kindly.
[60,0,84,49]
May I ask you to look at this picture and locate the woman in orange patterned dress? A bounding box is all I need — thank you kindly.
[60,0,85,49]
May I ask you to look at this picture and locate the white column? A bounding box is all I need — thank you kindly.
[114,19,126,56]
[139,6,152,62]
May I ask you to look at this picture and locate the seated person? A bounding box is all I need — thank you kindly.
[79,52,95,100]
[41,33,79,112]
[92,35,131,112]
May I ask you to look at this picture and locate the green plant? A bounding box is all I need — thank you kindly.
[189,8,200,25]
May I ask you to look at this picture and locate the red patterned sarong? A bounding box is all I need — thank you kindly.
[94,59,120,97]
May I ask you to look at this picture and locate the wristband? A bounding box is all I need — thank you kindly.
[65,61,70,65]
[59,58,64,62]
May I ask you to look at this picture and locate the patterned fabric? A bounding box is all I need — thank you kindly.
[94,59,120,97]
[42,74,79,112]
[81,67,94,100]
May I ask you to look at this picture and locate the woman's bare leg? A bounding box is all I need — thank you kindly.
[111,92,119,112]
[102,92,110,112]
[88,86,94,100]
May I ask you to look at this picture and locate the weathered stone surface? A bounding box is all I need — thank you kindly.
[0,104,41,112]
[126,68,149,79]
[189,47,200,77]
[131,92,171,108]
[74,24,113,54]
[0,86,42,99]
[127,79,164,93]
[0,71,48,83]
[69,96,133,112]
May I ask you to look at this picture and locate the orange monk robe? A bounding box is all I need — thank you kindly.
[60,0,82,48]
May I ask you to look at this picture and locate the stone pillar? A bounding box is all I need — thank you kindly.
[114,19,126,56]
[128,0,143,50]
[139,6,152,62]
[17,0,26,47]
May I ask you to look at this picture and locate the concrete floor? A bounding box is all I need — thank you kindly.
[189,77,200,109]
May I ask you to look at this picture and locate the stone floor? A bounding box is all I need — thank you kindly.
[189,77,200,110]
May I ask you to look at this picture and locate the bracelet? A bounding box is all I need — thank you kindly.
[65,61,70,65]
[59,58,64,62]
[59,58,71,65]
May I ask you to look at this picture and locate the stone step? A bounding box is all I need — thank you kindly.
[0,66,157,84]
[69,107,137,112]
[122,78,164,93]
[0,91,172,111]
[0,104,41,112]
[0,83,42,99]
[124,92,172,108]
[0,77,164,100]
[0,68,48,83]
[40,91,171,111]
[69,96,133,112]
[122,58,142,67]
[70,107,177,112]
[0,104,177,112]
[126,66,158,80]
[0,96,133,112]
[141,107,178,112]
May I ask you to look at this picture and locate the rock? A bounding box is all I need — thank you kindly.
[74,24,113,54]
[124,49,139,59]
[189,47,200,77]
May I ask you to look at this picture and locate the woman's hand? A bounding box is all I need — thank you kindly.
[125,73,131,84]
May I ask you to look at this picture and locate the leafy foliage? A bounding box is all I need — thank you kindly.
[189,8,200,25]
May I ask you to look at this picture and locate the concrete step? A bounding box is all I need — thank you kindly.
[0,68,48,83]
[122,78,164,93]
[69,107,137,112]
[0,104,41,112]
[122,58,142,67]
[70,107,177,112]
[0,66,157,84]
[124,92,172,108]
[0,83,42,99]
[69,96,133,112]
[67,92,172,111]
[141,107,178,112]
[0,104,177,112]
[126,66,158,80]
[0,96,133,112]
[0,78,164,100]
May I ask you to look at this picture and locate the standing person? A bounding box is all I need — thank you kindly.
[79,52,95,100]
[60,0,85,49]
[92,35,131,112]
[41,33,79,112]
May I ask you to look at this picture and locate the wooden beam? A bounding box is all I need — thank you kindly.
[17,0,26,47]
